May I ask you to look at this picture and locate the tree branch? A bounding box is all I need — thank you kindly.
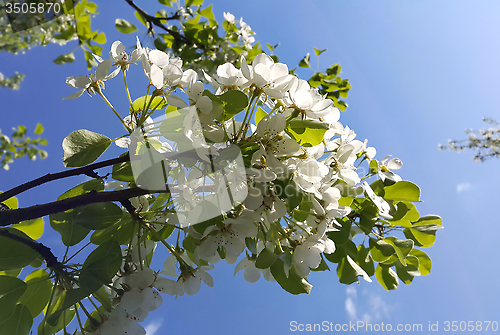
[0,229,61,270]
[124,0,209,50]
[0,153,129,204]
[0,185,170,227]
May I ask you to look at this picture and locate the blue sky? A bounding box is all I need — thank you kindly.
[1,1,500,334]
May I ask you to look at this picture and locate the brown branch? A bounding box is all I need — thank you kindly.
[0,153,129,204]
[0,185,170,227]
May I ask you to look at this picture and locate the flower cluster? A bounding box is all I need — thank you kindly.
[60,35,434,335]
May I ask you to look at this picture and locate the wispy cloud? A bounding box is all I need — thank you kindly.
[456,182,471,193]
[345,287,357,320]
[145,319,163,335]
[345,288,391,323]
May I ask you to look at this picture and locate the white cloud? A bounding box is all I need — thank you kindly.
[456,182,471,193]
[364,293,390,321]
[345,287,357,320]
[345,288,391,323]
[145,319,163,335]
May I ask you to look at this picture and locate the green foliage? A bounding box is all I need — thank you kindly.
[0,229,39,270]
[271,259,312,295]
[0,304,32,335]
[0,72,25,90]
[0,275,27,323]
[115,18,137,34]
[73,203,123,230]
[0,124,48,170]
[285,120,329,147]
[307,62,351,111]
[62,129,111,167]
[13,217,44,240]
[18,269,51,318]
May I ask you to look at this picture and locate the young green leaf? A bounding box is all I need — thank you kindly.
[115,19,137,34]
[62,129,111,167]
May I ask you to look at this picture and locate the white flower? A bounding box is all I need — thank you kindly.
[293,222,335,278]
[197,210,258,260]
[378,155,403,184]
[63,59,119,99]
[241,54,293,98]
[155,264,214,296]
[109,40,141,70]
[223,12,236,24]
[293,158,329,194]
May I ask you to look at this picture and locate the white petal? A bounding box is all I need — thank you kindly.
[183,276,201,295]
[110,40,125,58]
[151,64,164,89]
[66,75,90,89]
[149,49,170,67]
[95,59,113,81]
[62,90,85,99]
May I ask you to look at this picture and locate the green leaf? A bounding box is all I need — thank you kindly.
[299,53,311,68]
[93,32,106,44]
[40,289,76,333]
[375,265,399,290]
[0,269,22,277]
[271,259,312,295]
[18,269,51,318]
[62,129,111,167]
[0,276,27,323]
[57,179,104,201]
[115,19,137,34]
[92,285,112,312]
[254,107,267,126]
[199,4,215,21]
[356,245,375,277]
[337,255,372,284]
[158,0,173,5]
[383,181,421,202]
[409,249,432,275]
[135,11,148,27]
[73,203,123,230]
[0,229,39,270]
[91,213,133,245]
[326,64,341,77]
[395,255,420,284]
[255,248,279,269]
[0,193,18,209]
[131,95,167,113]
[383,237,413,266]
[80,240,122,292]
[369,238,395,263]
[313,48,327,56]
[405,224,442,247]
[0,304,32,335]
[326,217,352,246]
[53,52,75,65]
[12,217,44,240]
[112,156,134,182]
[219,90,249,121]
[34,123,44,135]
[47,289,87,326]
[50,210,91,246]
[186,0,203,6]
[285,120,328,147]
